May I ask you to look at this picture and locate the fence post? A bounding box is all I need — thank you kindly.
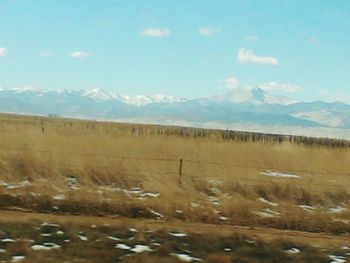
[178,158,183,185]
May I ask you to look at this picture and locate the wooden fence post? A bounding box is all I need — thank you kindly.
[178,158,183,185]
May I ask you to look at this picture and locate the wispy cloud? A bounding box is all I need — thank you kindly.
[319,90,350,103]
[238,48,279,65]
[39,51,53,58]
[198,27,221,37]
[260,82,303,93]
[221,77,239,88]
[69,51,89,58]
[245,35,259,42]
[140,28,171,37]
[0,47,8,57]
[307,37,319,46]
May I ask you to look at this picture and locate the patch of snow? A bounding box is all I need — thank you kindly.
[224,248,232,252]
[65,176,77,188]
[329,255,347,263]
[116,243,132,250]
[2,238,15,242]
[140,192,160,198]
[170,253,202,262]
[31,243,61,250]
[129,228,138,233]
[190,203,200,208]
[11,256,25,263]
[78,235,88,241]
[208,196,220,205]
[258,197,278,207]
[53,194,66,201]
[299,205,315,212]
[107,236,121,241]
[131,245,152,253]
[1,180,32,190]
[208,179,222,185]
[329,206,348,214]
[149,209,164,219]
[285,248,300,254]
[56,230,64,235]
[41,222,60,227]
[0,248,5,253]
[255,208,280,218]
[261,170,300,179]
[169,232,187,237]
[40,233,51,237]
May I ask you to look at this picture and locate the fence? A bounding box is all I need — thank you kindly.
[1,113,350,148]
[1,145,350,189]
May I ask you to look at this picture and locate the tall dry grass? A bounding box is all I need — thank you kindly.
[0,113,349,233]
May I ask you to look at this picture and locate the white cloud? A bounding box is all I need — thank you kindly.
[221,77,240,88]
[198,27,221,36]
[260,82,303,93]
[238,48,279,65]
[0,47,8,57]
[39,51,53,58]
[69,51,89,58]
[140,28,171,37]
[245,35,259,42]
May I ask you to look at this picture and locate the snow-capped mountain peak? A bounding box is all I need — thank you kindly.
[120,94,186,106]
[212,87,295,105]
[0,86,350,139]
[83,88,117,101]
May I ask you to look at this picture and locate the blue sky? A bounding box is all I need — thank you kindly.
[0,0,349,102]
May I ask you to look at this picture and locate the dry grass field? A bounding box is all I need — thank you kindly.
[0,113,350,262]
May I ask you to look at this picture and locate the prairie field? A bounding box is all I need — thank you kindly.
[0,113,350,262]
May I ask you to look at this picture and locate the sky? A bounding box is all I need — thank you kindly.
[0,0,350,102]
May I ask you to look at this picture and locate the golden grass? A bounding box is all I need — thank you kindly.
[0,113,349,234]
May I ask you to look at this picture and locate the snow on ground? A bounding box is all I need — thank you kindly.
[258,197,278,207]
[107,236,121,241]
[0,180,32,190]
[261,170,300,179]
[11,256,25,262]
[328,206,348,213]
[98,185,160,200]
[116,243,132,250]
[130,245,152,253]
[149,209,164,219]
[170,253,202,262]
[78,234,88,241]
[169,232,187,237]
[299,205,316,212]
[53,193,66,201]
[255,208,280,218]
[329,255,347,263]
[285,248,301,254]
[115,244,152,253]
[31,243,61,251]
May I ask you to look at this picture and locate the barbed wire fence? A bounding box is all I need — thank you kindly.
[0,145,349,189]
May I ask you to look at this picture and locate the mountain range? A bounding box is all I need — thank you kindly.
[1,87,349,140]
